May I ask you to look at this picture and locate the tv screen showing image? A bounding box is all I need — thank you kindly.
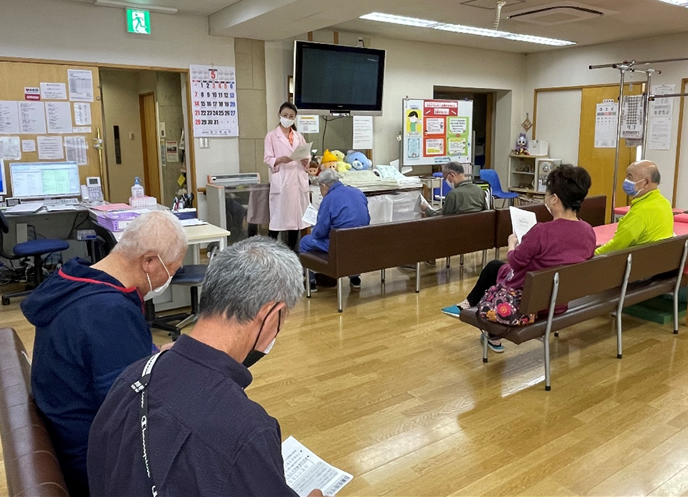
[294,41,385,115]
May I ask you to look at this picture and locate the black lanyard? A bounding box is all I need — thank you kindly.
[130,351,167,497]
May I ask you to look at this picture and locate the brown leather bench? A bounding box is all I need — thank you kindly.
[460,235,688,390]
[494,195,607,258]
[0,328,68,497]
[300,210,496,312]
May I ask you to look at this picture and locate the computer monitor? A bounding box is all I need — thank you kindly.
[0,160,8,197]
[9,161,81,199]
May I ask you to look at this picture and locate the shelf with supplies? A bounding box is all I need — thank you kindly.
[508,155,561,194]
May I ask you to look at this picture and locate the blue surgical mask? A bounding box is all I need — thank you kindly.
[622,179,641,197]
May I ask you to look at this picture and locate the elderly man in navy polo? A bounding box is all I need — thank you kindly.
[300,168,370,291]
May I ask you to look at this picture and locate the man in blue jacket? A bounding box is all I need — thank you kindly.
[21,210,188,496]
[300,168,370,291]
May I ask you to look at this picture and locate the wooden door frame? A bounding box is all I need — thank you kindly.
[139,92,162,202]
[0,56,197,207]
[672,78,687,207]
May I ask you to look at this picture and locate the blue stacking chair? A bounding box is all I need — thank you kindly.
[0,210,69,305]
[479,169,519,207]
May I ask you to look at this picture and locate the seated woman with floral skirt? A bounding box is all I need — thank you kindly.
[442,164,597,352]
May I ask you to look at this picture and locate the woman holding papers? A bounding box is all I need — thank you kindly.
[264,102,311,251]
[442,165,596,352]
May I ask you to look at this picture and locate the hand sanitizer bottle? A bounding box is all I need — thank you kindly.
[131,177,144,198]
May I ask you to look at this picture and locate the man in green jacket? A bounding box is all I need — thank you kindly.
[595,160,673,256]
[421,162,488,217]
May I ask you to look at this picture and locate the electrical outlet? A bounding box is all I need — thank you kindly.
[130,132,135,140]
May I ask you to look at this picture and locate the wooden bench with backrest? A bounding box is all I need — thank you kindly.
[0,328,68,496]
[459,235,688,390]
[300,210,496,312]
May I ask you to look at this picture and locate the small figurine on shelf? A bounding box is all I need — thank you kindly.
[319,150,339,175]
[514,132,530,155]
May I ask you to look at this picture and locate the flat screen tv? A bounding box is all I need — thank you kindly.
[294,41,386,116]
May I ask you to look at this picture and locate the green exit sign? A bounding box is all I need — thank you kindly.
[126,9,151,35]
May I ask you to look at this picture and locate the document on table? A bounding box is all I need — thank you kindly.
[6,203,44,214]
[282,436,352,497]
[509,206,537,243]
[302,203,318,226]
[289,142,313,162]
[179,219,208,227]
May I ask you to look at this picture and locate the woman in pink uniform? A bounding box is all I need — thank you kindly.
[263,102,310,251]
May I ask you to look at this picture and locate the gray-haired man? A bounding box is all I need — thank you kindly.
[421,162,487,216]
[88,237,323,497]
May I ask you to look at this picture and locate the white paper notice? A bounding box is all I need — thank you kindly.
[352,115,373,150]
[68,70,94,102]
[297,115,320,134]
[620,95,644,140]
[0,137,21,160]
[649,117,671,151]
[19,101,46,134]
[595,101,618,148]
[0,101,20,135]
[46,102,73,133]
[64,136,88,165]
[651,84,675,117]
[509,206,537,243]
[290,142,313,162]
[73,103,92,126]
[302,204,318,226]
[282,437,352,497]
[22,139,36,153]
[37,136,64,160]
[40,82,67,100]
[73,127,92,134]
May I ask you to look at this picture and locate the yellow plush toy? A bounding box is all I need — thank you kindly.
[331,150,352,173]
[319,150,338,175]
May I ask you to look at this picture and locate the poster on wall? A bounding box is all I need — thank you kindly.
[402,98,472,166]
[620,95,644,140]
[189,64,238,138]
[648,84,675,151]
[594,100,618,148]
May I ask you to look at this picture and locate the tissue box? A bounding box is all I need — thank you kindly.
[529,140,549,156]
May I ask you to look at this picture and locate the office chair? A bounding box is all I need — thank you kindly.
[150,245,219,341]
[0,210,70,305]
[479,169,519,207]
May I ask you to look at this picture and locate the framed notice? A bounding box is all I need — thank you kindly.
[402,98,473,166]
[189,65,238,138]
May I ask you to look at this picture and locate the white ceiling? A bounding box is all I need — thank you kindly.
[72,0,688,53]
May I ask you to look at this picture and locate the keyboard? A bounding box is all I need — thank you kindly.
[42,198,80,206]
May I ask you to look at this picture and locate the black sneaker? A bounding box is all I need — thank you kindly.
[349,276,362,289]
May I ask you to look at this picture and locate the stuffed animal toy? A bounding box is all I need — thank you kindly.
[319,150,338,175]
[308,159,319,177]
[514,133,529,155]
[331,149,351,173]
[345,150,372,171]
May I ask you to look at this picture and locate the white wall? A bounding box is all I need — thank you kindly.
[0,0,239,218]
[265,31,526,181]
[525,31,688,207]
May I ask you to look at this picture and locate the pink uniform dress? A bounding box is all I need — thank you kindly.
[263,126,310,231]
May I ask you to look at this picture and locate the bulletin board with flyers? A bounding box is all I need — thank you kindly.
[0,61,104,197]
[401,98,473,167]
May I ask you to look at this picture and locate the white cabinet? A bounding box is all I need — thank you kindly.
[508,155,561,194]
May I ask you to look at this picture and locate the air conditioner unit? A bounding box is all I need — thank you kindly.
[207,173,261,187]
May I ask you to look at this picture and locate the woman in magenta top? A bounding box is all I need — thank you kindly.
[451,165,596,352]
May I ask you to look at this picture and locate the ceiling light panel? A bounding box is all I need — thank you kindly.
[360,12,576,47]
[359,13,439,28]
[653,0,688,6]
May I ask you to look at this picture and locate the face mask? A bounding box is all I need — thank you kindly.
[144,255,172,301]
[243,307,282,368]
[623,178,642,197]
[280,117,295,128]
[544,194,553,215]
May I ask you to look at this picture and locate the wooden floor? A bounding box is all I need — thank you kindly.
[3,251,688,496]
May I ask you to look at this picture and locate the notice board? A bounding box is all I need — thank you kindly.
[402,98,473,167]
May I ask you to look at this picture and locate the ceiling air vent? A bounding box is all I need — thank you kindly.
[506,1,617,26]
